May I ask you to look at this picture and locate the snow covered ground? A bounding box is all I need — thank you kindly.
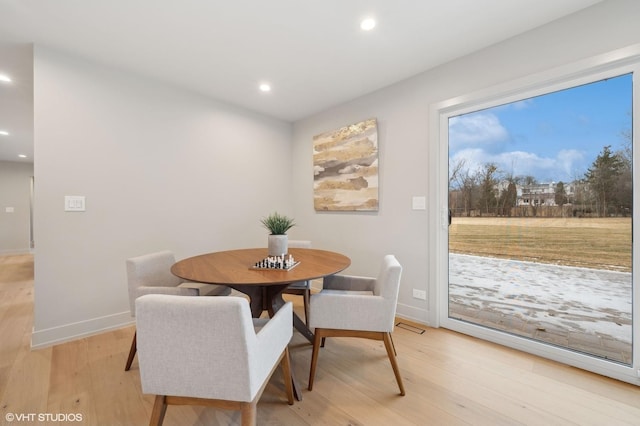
[449,253,632,343]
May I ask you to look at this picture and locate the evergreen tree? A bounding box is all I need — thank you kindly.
[585,145,623,217]
[554,181,567,206]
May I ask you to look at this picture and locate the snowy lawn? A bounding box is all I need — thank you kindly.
[449,253,632,344]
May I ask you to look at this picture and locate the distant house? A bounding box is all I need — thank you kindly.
[517,182,557,206]
[508,182,576,207]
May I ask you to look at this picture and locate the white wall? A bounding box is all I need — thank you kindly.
[30,0,640,347]
[0,161,32,254]
[32,47,293,347]
[291,0,640,324]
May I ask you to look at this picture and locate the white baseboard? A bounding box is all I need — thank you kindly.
[395,302,431,327]
[0,248,32,255]
[31,311,134,349]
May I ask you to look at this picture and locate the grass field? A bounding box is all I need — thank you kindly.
[448,217,632,272]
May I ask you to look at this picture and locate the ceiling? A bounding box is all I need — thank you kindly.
[0,0,603,163]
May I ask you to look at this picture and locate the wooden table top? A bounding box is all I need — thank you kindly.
[171,248,351,285]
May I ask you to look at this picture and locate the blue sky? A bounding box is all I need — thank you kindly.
[449,73,632,183]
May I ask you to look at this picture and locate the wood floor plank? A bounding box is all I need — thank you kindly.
[86,327,149,425]
[0,264,52,422]
[308,335,509,425]
[0,339,52,418]
[46,338,97,422]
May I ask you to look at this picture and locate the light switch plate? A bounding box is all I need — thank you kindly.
[65,196,86,212]
[412,196,426,210]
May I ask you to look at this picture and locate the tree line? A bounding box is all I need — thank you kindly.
[449,141,632,218]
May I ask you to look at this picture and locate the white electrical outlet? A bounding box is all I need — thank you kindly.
[412,289,427,300]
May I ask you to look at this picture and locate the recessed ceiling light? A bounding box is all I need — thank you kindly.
[0,74,12,83]
[259,83,271,92]
[18,154,27,158]
[360,18,376,31]
[0,130,8,136]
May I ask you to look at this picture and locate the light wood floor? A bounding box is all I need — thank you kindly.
[1,253,639,425]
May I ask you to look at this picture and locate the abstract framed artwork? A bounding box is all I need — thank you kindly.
[313,118,379,211]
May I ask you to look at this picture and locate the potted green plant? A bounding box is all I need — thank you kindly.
[261,212,295,256]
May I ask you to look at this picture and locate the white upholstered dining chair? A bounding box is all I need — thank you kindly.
[136,294,294,426]
[307,254,405,395]
[281,240,312,323]
[124,250,231,371]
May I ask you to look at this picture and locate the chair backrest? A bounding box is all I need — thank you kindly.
[374,255,403,328]
[288,240,311,249]
[135,294,288,402]
[126,251,182,313]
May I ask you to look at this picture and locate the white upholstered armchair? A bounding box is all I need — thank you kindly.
[308,254,405,395]
[136,294,294,426]
[125,250,231,371]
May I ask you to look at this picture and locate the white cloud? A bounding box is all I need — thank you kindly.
[557,149,587,179]
[449,113,508,150]
[449,108,589,182]
[496,150,555,178]
[450,148,586,182]
[449,148,489,176]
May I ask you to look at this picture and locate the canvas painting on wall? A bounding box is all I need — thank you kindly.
[313,118,379,211]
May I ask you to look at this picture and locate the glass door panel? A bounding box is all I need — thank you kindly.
[447,74,633,365]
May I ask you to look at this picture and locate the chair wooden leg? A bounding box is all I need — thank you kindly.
[149,395,167,426]
[280,347,294,404]
[389,331,397,356]
[308,329,324,391]
[383,332,405,396]
[125,331,137,371]
[240,401,257,426]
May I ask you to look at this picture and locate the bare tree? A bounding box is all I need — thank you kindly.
[498,173,518,217]
[448,158,466,190]
[476,163,499,216]
[460,169,477,217]
[520,175,538,186]
[613,118,632,215]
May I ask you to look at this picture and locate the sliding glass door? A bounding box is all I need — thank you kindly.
[434,55,639,383]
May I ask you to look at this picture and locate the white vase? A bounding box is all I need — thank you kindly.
[268,234,288,256]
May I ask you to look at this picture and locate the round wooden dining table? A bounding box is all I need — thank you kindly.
[171,248,351,342]
[171,248,350,401]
